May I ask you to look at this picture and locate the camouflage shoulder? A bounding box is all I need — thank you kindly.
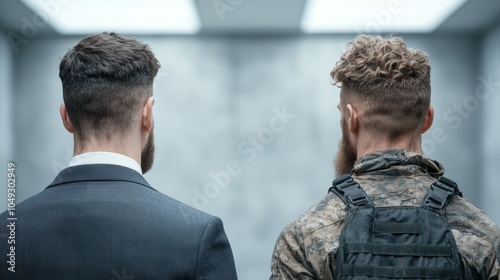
[446,195,500,260]
[447,195,500,239]
[282,191,347,244]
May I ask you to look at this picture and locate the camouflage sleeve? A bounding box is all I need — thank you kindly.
[447,196,500,279]
[490,258,500,280]
[270,229,316,280]
[452,229,500,279]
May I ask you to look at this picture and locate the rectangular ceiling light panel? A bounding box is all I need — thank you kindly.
[21,0,201,34]
[302,0,468,33]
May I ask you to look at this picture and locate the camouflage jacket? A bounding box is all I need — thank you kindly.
[270,149,500,280]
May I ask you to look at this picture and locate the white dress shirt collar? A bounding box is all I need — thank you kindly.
[68,152,142,175]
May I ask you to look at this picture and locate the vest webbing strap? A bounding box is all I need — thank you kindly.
[341,264,460,279]
[373,222,423,234]
[344,242,452,257]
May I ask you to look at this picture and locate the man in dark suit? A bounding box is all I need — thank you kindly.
[0,32,238,279]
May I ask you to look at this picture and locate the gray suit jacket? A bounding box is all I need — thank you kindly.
[0,164,238,279]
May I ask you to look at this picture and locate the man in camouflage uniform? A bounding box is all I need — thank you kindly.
[270,35,500,279]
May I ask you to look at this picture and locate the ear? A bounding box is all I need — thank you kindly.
[421,105,434,134]
[59,103,74,134]
[141,97,155,133]
[346,104,359,135]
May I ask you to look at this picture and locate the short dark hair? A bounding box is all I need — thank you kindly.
[59,32,160,141]
[331,35,431,138]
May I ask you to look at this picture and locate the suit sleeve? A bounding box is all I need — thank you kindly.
[195,216,238,280]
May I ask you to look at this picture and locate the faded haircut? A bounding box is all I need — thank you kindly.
[331,35,431,138]
[59,32,161,141]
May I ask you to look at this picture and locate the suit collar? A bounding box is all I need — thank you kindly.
[46,164,155,191]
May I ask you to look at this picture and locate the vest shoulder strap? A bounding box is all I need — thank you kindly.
[420,176,462,210]
[329,174,372,208]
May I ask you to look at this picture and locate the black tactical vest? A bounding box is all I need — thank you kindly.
[329,175,463,279]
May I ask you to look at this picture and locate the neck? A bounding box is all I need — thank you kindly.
[355,133,422,158]
[73,136,141,165]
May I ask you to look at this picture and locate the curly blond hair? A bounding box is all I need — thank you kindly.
[331,35,431,138]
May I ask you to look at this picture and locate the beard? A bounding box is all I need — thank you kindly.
[141,130,155,174]
[334,119,357,177]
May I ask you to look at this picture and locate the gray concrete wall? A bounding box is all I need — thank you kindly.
[8,34,484,279]
[481,24,500,225]
[0,31,13,211]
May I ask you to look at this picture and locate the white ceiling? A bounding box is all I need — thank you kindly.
[301,0,468,33]
[1,0,500,36]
